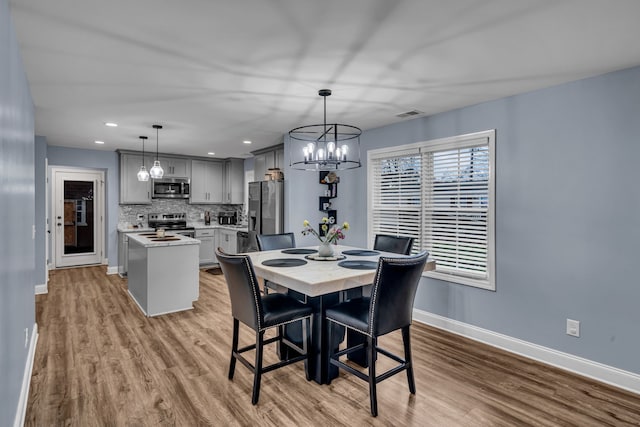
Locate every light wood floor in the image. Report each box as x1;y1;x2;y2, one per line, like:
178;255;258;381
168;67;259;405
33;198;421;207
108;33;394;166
26;266;640;426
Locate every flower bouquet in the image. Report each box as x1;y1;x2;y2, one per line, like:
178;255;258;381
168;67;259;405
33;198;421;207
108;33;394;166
302;218;349;257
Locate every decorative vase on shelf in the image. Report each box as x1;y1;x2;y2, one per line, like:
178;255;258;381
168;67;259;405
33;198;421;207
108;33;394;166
318;241;334;257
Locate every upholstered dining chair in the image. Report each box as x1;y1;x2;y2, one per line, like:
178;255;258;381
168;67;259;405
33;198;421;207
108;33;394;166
216;248;312;405
344;234;415;302
256;232;296;251
373;234;414;255
326;251;429;417
256;232;296;294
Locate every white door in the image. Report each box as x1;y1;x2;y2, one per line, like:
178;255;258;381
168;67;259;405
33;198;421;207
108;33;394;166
53;169;104;268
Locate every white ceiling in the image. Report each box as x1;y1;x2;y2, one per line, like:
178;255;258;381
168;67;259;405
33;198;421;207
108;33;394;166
9;0;640;158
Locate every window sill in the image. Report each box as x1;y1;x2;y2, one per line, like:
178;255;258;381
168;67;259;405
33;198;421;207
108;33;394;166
422;270;495;291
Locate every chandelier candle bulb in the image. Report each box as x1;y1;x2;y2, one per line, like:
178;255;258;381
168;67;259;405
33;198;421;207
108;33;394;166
327;141;335;159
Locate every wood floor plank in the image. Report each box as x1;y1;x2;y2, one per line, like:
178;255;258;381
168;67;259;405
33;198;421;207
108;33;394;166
25;266;640;426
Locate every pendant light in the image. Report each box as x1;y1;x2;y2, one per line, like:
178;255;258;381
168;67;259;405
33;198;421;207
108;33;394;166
289;89;361;171
149;124;164;179
136;136;150;181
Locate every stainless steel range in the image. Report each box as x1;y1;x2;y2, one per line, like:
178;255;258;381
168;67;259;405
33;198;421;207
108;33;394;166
148;213;195;238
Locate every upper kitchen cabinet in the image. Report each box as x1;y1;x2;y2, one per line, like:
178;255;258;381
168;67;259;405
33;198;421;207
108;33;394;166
119;152;152;204
190;159;223;204
253;144;284;181
158;156;190;178
223;158;244;204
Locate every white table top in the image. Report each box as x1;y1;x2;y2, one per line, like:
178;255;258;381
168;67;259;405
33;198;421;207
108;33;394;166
245;245;435;298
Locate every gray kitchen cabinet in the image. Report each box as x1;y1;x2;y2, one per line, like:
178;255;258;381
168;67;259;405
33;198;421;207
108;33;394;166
195;228;216;265
118;231;129;276
253;144;284;181
275;146;285;170
190;159;223;203
224;158;244;204
120;153;152;204
158;156;190;178
218;229;237;254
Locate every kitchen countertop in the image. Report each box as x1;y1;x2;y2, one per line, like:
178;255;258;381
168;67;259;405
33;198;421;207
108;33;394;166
117;224;155;233
190;223;248;232
127;232;200;248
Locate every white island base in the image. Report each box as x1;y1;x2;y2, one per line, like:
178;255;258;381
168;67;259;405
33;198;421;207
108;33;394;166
127;233;200;317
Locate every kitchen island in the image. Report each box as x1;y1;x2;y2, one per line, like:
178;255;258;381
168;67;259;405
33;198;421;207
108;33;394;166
126;232;200;317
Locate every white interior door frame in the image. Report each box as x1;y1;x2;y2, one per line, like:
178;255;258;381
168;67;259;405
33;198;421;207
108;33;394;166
51;167;105;268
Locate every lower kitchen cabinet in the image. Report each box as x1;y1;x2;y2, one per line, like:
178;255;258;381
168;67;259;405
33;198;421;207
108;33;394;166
218;229;237;254
195;228;216;265
118;231;129;277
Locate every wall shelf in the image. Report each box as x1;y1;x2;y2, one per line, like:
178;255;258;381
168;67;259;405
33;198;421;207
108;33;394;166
318;172;339;236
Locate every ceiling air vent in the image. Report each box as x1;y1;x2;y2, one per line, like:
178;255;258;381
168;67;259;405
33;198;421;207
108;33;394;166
396;110;424;118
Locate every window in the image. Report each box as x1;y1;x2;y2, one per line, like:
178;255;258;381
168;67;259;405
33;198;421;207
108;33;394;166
368;130;495;290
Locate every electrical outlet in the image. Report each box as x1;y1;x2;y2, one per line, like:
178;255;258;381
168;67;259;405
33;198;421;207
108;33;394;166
24;328;29;348
566;319;580;337
200;213;205;219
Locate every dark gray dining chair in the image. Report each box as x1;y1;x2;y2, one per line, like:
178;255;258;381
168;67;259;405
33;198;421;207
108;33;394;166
256;232;296;294
256;232;296;251
216;248;312;405
344;234;415;302
326;251;429;417
373;234;414;255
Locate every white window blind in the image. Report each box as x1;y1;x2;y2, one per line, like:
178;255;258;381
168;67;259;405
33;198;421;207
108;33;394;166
368;130;495;290
370;149;422;249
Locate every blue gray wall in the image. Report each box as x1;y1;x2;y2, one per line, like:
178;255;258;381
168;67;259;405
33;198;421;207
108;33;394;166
285;66;640;375
34;136;47;286
46;146;120;269
0;0;36;423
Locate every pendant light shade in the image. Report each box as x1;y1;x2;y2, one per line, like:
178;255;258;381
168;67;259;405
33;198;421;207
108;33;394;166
289;89;361;171
149;124;164;179
137;136;150;181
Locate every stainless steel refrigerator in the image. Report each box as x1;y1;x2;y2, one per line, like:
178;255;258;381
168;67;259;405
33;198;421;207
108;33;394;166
248;180;284;251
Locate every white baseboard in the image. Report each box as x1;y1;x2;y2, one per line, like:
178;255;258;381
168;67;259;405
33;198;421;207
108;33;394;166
413;309;640;395
34;284;47;295
106;266;118;275
13;323;38;427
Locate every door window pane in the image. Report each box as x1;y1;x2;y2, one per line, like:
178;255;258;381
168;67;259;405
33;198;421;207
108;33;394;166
63;180;95;254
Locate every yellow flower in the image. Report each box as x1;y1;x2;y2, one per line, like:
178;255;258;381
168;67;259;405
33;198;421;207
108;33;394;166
321;217;329;223
342;222;349;230
303;219;310;227
321;224;328;232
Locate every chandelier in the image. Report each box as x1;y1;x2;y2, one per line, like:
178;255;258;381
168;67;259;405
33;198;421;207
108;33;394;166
149;124;164;179
289;89;361;171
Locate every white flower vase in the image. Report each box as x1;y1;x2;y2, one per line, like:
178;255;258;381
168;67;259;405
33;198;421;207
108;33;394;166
318;241;334;257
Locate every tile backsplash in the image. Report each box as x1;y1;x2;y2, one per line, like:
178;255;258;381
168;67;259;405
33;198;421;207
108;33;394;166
119;199;244;225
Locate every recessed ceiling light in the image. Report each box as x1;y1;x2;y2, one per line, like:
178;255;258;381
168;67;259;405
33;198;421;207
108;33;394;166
104;122;118;127
207;152;215;155
243;140;252;144
95;140;105;144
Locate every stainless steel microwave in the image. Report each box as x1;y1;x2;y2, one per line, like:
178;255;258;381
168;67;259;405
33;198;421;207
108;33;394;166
152;178;190;199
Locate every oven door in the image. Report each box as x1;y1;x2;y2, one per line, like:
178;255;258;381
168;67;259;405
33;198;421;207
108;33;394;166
173;229;195;239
